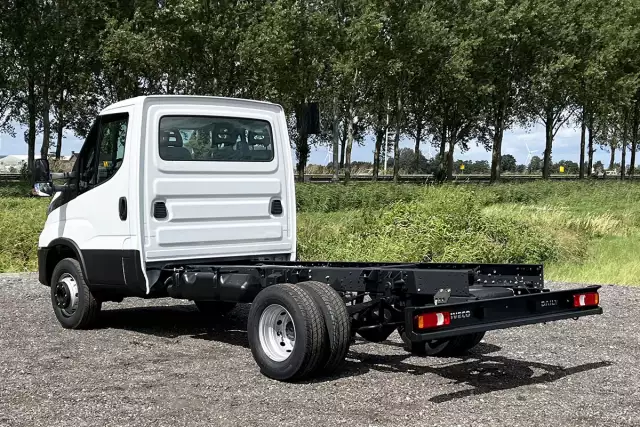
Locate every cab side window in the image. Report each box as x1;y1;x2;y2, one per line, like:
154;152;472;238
97;115;129;184
76;113;129;195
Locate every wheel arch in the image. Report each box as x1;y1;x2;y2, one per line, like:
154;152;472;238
41;238;89;287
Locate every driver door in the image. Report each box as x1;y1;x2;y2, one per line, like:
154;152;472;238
45;110;135;288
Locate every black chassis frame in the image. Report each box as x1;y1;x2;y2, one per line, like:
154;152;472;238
161;260;603;343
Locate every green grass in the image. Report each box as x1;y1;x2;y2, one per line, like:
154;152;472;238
0;195;47;272
2;180;640;285
546;234;640;285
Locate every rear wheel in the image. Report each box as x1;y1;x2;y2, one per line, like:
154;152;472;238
297;281;351;375
50;258;101;329
247;284;327;381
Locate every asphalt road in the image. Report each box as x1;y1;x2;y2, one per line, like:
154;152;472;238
0;273;638;427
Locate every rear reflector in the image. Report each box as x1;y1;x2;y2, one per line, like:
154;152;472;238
415;312;451;330
573;292;599;308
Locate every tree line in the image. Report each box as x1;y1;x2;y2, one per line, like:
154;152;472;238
307;148;597;176
1;0;640;183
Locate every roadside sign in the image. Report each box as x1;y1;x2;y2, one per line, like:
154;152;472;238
559;166;565;173
460;164;465;170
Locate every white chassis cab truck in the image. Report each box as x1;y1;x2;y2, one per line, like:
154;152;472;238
33;95;603;381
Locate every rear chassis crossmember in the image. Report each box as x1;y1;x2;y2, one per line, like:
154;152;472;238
160;260;603;343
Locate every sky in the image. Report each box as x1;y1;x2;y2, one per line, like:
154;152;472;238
0;119;621;167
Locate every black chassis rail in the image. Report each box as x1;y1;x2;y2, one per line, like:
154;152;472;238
403;285;603;342
162;260;545;299
161;260;602;340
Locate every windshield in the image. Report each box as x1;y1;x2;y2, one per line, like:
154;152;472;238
158;115;274;162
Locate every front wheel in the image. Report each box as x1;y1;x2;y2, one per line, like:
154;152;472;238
50;258;101;329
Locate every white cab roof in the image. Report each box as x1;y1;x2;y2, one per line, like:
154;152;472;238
99;95;284;116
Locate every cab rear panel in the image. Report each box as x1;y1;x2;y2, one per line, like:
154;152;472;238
140;97;297;278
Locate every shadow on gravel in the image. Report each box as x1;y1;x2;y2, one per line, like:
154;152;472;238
345;344;613;403
98;305;613;396
99;304;252;349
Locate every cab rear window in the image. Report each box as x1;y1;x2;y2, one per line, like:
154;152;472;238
158;116;275;162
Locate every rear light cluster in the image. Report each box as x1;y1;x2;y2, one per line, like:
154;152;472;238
573;292;599;308
415;311;450;330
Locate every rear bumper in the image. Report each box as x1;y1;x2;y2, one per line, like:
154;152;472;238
403;285;603;342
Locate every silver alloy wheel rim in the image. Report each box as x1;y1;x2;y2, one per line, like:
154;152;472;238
55;273;79;317
258;304;296;362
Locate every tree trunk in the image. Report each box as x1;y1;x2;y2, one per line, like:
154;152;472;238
55;121;63;160
439;122;447;162
39;62;52;159
435;122;448;183
587;112;595;176
339;120;347;169
542;108;554;179
621;110;628;179
414;120;423;173
372;119;384;181
490;130;503;183
344;107;354;183
631;101;639;176
296;133;309;181
608;139;616;170
40;88;51;159
331;97;339;182
392;93;402;183
27;77;37;183
446;136;455;180
490;100;506;183
579;107;586;179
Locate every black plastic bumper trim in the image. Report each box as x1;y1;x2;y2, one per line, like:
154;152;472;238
406;308;602;341
403;286;603;342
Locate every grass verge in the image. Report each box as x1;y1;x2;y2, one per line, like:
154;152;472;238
1;180;639;285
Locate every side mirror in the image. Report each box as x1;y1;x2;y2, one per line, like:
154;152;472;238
32;159;53;196
33;158;51;183
32;182;54;197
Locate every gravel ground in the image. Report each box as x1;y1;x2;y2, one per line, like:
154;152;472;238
0;273;638;427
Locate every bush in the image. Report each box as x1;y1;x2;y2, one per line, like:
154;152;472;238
298;187;567;265
295;183;428;212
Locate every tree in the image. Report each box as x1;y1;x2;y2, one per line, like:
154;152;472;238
528;155;543;172
0;18;18;135
470;0;534;183
419;1;481;181
500;154;517;172
397;147;434;174
523;0;580;179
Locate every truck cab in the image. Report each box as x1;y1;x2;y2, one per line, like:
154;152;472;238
36;95;297;300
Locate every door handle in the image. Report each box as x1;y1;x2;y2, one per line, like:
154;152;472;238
119;197;127;221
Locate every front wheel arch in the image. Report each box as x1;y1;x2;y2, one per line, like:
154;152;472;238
42;238;89;287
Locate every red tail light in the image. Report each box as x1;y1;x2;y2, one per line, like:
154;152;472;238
415;312;451;330
573;292;599;308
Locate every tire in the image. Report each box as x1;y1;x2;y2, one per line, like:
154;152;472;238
297;281;351;376
357;325;397;343
50;257;101;329
194;300;237;316
247;283;327;381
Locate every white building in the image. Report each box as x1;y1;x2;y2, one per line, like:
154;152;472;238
0;154;45;172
